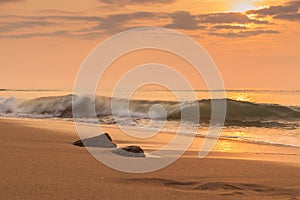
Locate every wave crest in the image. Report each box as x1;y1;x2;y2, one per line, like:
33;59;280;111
0;94;299;127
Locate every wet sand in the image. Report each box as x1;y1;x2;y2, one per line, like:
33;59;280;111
0;118;299;200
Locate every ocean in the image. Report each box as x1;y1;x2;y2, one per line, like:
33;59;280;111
0;89;299;148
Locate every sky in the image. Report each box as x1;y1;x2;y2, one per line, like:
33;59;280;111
0;0;299;89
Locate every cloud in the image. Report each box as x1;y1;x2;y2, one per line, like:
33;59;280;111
41;15;103;22
246;1;300;21
0;15;102;38
273;13;300;21
0;8;283;39
211;30;280;38
39;9;80;15
165;11;205;30
85;12;157;33
0;14;103;21
0;30;69;39
0;20;55;32
246;1;300;16
98;0;176;5
0;0;23;3
87;11;206;35
100;12;156;29
212;25;248;30
197;12;268;24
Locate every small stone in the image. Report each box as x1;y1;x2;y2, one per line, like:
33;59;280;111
73;133;117;148
111;146;146;157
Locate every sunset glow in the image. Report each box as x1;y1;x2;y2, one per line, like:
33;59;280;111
231;1;257;12
0;0;299;89
232;93;251;102
0;1;299;198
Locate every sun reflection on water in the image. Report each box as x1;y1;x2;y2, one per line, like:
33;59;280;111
231;93;251;102
216;140;235;152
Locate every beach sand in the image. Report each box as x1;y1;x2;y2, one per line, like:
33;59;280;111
0;118;299;200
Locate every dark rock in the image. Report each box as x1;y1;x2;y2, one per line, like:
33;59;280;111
73;133;117;148
111;146;146;157
59;106;73;118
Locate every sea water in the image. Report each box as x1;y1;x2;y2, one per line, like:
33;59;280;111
0;89;299;147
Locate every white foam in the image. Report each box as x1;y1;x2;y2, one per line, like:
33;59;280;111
0;97;17;113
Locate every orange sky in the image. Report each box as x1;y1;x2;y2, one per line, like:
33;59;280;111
0;0;299;89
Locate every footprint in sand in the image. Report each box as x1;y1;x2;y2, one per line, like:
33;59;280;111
124;178;298;199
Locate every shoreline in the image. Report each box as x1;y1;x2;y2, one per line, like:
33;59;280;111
1;117;300;199
2;116;300;147
1;117;300;164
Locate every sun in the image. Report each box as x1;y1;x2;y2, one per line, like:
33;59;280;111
231;1;257;13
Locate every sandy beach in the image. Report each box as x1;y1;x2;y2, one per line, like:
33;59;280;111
0;118;299;200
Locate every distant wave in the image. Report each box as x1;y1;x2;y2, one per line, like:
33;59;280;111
0;94;299;128
145;89;300;93
0;89;62;92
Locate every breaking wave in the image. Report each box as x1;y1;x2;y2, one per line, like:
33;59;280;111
0;94;299;128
